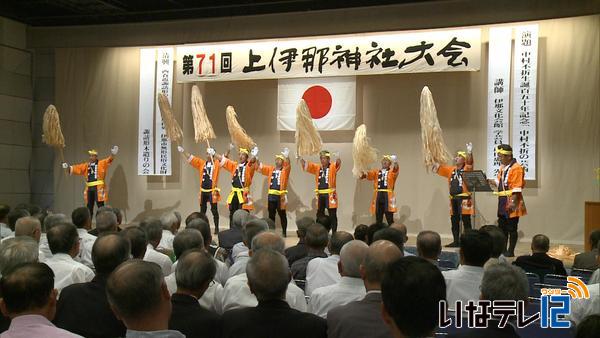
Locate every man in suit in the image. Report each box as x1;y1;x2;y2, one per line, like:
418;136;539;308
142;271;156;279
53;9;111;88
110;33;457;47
327;240;403;338
221;249;326;338
573;230;600;270
416;230;442;265
217;209;246;252
54;234;129;338
285;217;314;266
169;249;221;338
291;223;329;284
513;234;567;276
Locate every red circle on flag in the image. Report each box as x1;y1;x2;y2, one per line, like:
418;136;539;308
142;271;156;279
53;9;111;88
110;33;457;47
302;85;332;119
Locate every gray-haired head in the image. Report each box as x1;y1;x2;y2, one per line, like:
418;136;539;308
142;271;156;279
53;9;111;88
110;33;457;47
175;249;216;294
243;219;268;246
340;240;369;278
15;217;42;242
173;229;204;260
246;249;290;301
481;263;528;302
160;212;179;231
96;211;118;234
231;210;248;230
0;237;39;275
42;213;68;232
140;218;163;247
363;240;403;285
251;232;285;254
295;217;315;237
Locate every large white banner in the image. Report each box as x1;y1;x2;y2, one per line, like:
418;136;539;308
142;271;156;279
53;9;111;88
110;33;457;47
138;49;156;176
486;27;512;178
154;48;174;176
278;77;356;130
512;25;538;180
176;28;481;82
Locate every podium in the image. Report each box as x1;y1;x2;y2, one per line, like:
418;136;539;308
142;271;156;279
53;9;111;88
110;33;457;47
585;201;600;251
459;170;493;229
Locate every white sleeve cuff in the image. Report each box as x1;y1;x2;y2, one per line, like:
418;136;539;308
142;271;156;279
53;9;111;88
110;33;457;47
186;155;194;163
220;157;227;167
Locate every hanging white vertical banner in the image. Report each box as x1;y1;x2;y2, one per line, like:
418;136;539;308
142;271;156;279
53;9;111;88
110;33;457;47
486;27;512;178
155;48;174;175
511;25;538;180
138;48;156;176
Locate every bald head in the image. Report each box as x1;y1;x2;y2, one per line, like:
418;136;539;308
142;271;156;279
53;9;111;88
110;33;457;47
417;231;442;261
251;232;285;254
329;231;354;255
15;216;42;242
362;240;403;286
92;234;131;275
339;240;369;278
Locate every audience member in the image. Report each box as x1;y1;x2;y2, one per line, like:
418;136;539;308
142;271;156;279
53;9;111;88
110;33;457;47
222;232;306;312
1;208;29;243
569;270;600;325
0;237;39;276
106;260;184;337
442;229;491;307
71;207;96;268
390;223;413;256
158;212;180;252
513;234;567;275
0;263;82;337
186;218;228;285
54;234;129;338
328;240;402;338
416;230;442;265
221;249;327;338
217;209;246;251
291;223;329;283
573;230;600;270
140;218;173;276
228;219;268;277
14;216;41;242
353;224;368;243
372;227;404;252
185;212;203;226
480;225;508;268
0;205;12;239
95;210;118;236
316;215;332;233
366;223;386;245
310;240;369;318
45;223;94;294
169;249;221;338
120;226;148;259
575;314;600;338
381;257;446;338
39;213;69;261
285;216;314;265
305;231;353;296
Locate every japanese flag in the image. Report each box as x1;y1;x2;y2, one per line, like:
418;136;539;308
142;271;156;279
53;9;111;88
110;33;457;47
278;76;356;130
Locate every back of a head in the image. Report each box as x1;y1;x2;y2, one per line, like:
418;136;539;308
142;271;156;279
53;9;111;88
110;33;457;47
185;212;203;226
92;234;131;275
366;223;386;245
576;314;600;338
295;216;315;237
246;249;290;301
8;208;30;232
175;249;216;292
390;223;408;240
531;234;550;253
382;257;446;338
316;215;331;233
96;211;118;234
140;218;163;244
0;237;39;276
71;207;91;229
262;217;275;230
591;230;600;250
160;212;178;230
231;209;249;230
364;240;403;284
416;231;442;260
480;225;506;258
329;231;354;255
0;204;10;222
372;228;404;252
120;226;148;259
47;223;78;255
0;262;55;315
243;219;268;245
185;218;211;246
42;213;68;233
481;262;528;302
14;216;41;239
305;223;328;250
340;240;369;278
251;232;285;253
106;260;165;322
460;229;492;267
353;224;368;242
173;229;204;260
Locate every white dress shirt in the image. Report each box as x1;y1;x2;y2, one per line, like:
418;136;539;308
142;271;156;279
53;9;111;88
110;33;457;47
0;223;13;240
309;276;366;318
589;269;600;285
568;283;600;325
143;244;173;276
305;254;340;296
214;258;229;286
45;253;95;294
221;273;307;313
76;229;96;269
38;234;53;262
228;254;249;278
442;265;485;308
164;272;224;314
231;242;248;262
157;230;175;252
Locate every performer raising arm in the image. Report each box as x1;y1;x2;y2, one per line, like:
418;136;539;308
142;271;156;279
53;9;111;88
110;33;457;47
256;148;291;237
62;146;118;217
360;154;399;225
489;144;527;257
178;145;222;234
214;145;258;226
432;142;474;247
300;150;341;233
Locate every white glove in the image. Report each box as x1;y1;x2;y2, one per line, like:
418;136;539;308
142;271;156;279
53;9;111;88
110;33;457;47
229;143;235;150
282;147;290;158
61;162;69;169
390;155;398;162
111;145;119;155
466;142;473;153
207;147;216;156
177;146;185;153
251;146;259;157
431;163;440;173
